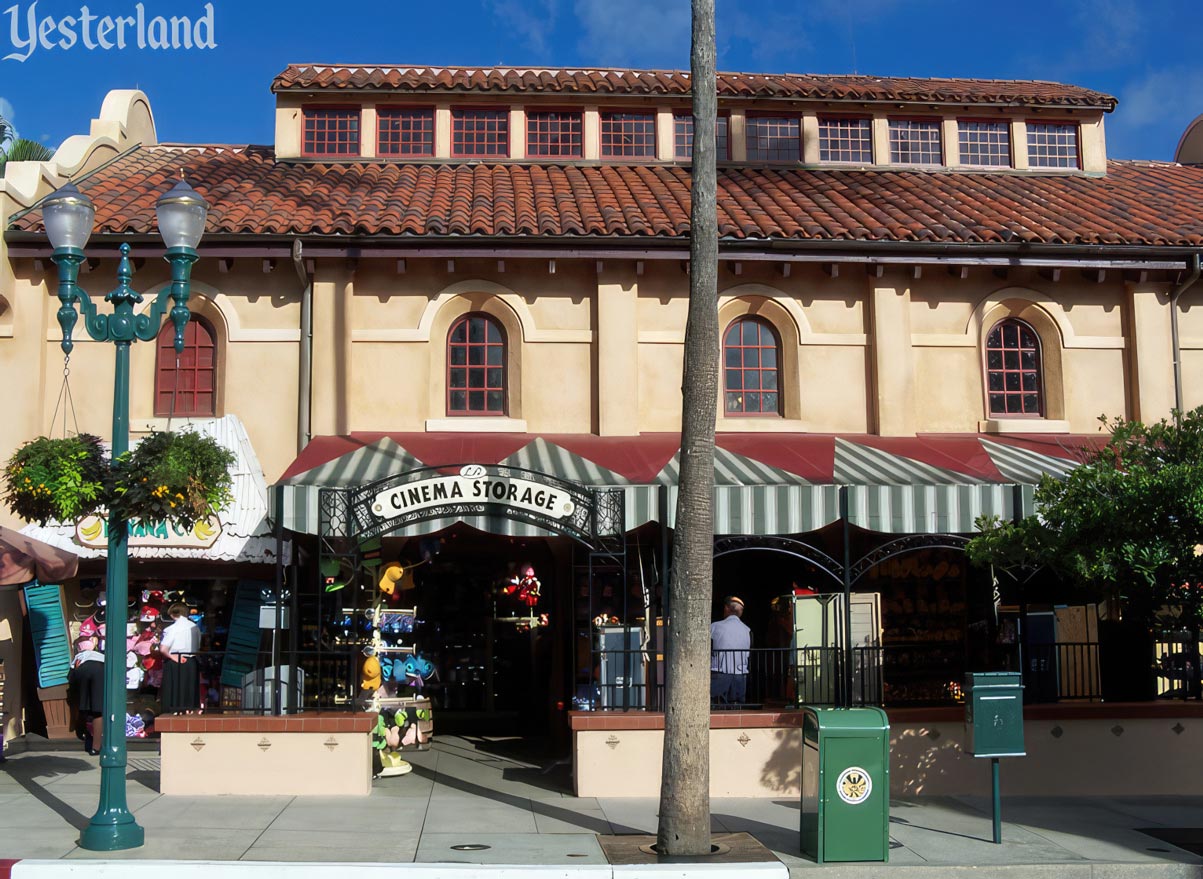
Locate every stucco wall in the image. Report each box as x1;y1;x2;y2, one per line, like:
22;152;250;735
1;254;1181;489
574;717;1203;798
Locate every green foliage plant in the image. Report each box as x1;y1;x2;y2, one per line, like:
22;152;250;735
967;407;1203;627
110;430;235;529
3;434;108;524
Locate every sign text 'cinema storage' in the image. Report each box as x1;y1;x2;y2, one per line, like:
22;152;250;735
370;465;576;520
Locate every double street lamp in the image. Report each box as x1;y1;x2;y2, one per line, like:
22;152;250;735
41;178;208;851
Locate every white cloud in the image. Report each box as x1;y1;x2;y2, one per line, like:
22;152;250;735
1069;0;1146;69
573;0;690;66
1112;66;1203;159
486;0;560;56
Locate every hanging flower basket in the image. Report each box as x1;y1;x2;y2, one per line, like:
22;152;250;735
110;430;236;529
2;434;108;524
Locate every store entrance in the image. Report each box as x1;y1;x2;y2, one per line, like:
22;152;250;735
400;526;563;737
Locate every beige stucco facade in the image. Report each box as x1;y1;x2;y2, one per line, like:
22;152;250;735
0;83;1200;747
574;716;1203;798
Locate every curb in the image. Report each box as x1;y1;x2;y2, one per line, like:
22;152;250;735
6;861;789;879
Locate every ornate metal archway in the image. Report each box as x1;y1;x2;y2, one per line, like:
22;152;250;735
713;535;845;586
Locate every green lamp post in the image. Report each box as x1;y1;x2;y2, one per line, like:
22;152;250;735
42;178;208;851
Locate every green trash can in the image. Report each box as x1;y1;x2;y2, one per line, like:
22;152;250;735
800;706;890;863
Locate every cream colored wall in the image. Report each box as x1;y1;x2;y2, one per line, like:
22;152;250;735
575;717;1203;798
161;731;371;795
3;254;1182;493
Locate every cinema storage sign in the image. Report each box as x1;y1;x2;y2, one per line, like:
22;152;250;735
340;463;626;546
370;465;576;520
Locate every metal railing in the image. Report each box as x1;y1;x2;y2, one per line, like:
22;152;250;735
1017;641;1103;703
584;640;1105;710
153;649;361;715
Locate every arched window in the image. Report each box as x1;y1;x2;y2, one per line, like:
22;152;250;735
985;318;1042;416
447;313;506;415
723;317;780;415
155;315;216;417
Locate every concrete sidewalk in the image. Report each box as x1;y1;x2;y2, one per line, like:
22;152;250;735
1;736;1202;876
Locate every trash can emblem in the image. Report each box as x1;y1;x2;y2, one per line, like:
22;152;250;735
836;767;872;805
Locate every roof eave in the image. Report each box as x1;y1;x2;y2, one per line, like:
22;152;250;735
4;230;1198;266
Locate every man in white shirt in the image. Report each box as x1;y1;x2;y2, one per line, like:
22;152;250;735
710;595;751;705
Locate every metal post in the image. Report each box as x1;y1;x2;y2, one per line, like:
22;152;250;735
839;487;852;709
991;757;1002;844
272;486;284;715
79;337;144;852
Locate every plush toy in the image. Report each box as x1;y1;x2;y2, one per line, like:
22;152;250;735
360;655;382;691
139;605;160;623
378;563;403;596
378;750;412;777
125;713;146;738
517;566;541;606
384;724;401;749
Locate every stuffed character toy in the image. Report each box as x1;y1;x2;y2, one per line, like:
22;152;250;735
378;563;405;596
517;566;541;607
125;713;146;738
384;724;401;749
360;655;382;691
79;616;100;639
377;750;412;777
139;605;160;623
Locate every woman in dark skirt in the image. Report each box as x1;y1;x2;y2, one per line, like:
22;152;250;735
69;638;105;754
159;603;201;713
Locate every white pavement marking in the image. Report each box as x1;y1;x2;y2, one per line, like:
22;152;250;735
10;860;789;879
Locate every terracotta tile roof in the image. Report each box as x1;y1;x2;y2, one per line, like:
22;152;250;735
272;65;1116;109
11;145;1203;247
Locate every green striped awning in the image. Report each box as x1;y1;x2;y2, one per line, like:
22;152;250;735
274;434;1071;538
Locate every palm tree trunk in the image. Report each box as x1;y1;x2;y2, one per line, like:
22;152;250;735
656;0;717;857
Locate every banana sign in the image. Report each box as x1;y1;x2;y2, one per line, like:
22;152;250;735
75;515;222;549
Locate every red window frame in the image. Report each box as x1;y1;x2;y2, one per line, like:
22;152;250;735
302;106;361;157
888;117;942;165
526;109;583;158
1026;120;1081;169
377;107;435;157
745;114;801;162
447;313;507;416
723;317;781;416
600;110;657;159
817;115;873;163
985;318;1043;417
155;315;217;417
957;118;1011;167
451;107;510;158
672;112;730;160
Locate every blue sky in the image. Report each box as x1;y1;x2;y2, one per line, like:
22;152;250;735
0;0;1198;161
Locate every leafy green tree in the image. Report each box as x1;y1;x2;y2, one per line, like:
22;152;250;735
969;408;1203;695
0;137;54;173
0;113;54;173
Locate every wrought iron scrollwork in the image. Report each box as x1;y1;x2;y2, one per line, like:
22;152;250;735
848;533;970;585
318;487;352;539
712;535;844;585
320;464;623;550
